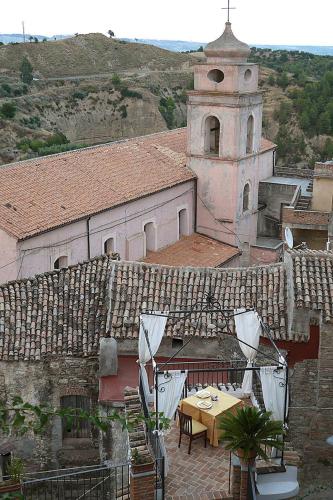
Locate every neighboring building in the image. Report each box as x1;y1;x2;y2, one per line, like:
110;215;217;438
0;22;280;284
0;249;332;483
281;161;333;249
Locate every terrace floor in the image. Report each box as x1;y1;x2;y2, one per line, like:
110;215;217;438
164;421;232;500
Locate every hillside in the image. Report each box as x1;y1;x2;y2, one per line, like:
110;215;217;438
0;33;192;78
0;34;333;167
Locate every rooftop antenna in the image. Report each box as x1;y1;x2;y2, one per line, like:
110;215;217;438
22;21;26;43
284;227;294;250
222;0;236;23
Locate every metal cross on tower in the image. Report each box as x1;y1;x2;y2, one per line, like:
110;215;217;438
222;0;236;22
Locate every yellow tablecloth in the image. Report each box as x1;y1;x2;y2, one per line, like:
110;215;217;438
180;385;243;447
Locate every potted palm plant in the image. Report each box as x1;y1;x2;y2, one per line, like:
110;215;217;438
0;457;24;497
219;406;284;465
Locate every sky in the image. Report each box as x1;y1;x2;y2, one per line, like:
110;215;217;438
2;0;333;46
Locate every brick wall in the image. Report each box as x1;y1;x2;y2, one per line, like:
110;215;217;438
282;207;330;226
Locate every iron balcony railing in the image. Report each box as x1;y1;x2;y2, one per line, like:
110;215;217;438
22;463;130;500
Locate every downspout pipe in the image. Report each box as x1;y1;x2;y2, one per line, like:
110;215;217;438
87;217;91;260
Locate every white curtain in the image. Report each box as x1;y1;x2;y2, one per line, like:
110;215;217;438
234;309;261;394
138;313;168;402
156;370;188;420
260;366;288;421
260;366;288;458
154;370;187;477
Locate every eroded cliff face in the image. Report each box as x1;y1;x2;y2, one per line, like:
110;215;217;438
0;73;189;164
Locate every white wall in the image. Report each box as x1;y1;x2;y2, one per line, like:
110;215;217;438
13;181;195;280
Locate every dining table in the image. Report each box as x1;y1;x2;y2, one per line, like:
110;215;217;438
179;385;243;447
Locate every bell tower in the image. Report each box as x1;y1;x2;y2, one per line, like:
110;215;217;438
187;22;274;249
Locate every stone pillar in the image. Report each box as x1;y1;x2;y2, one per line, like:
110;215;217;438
130;469;155;500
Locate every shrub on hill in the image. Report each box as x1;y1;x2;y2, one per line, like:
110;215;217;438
159;96;176;129
20;56;33;85
0;101;16;119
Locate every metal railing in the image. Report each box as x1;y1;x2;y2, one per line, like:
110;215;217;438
22;463;130;499
146;428;165;498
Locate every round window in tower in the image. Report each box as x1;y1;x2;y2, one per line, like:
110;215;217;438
244;69;252;82
207;69;224;83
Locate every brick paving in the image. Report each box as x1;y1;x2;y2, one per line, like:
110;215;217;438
164;421;232;500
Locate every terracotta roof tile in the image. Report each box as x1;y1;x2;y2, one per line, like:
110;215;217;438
109;260;288;342
0;129;193;240
144;234;240;267
288;249;333;323
2;248;331;361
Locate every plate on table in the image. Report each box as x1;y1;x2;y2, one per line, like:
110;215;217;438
197;400;212;410
196;390;211;399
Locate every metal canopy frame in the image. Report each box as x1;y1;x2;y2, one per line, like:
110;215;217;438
140;291;289;465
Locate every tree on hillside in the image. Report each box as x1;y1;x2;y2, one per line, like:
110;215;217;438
29;35;33;43
0;101;16;119
108;29;115;38
34;37;39;43
20;56;33;85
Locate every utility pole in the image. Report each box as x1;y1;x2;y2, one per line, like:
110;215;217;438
22;21;26;43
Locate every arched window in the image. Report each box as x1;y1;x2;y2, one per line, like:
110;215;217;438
104;237;115;255
246;115;254;154
243;183;250;212
178;208;188;239
61;395;91;439
144;222;156;254
54;256;68;270
205;116;220;155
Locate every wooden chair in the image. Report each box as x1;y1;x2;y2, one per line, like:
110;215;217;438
178;409;208;455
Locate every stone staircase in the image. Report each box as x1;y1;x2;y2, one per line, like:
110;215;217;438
295;195;311;210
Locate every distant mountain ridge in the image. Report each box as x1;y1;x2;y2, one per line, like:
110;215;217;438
123;38;333;56
0;34;70;44
2;33;333;56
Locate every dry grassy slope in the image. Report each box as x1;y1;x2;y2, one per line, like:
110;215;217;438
0;34;192;78
0;36;319;166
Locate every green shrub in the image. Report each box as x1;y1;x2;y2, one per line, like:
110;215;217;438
159;97;176;129
20;56;33;85
1;83;11;96
45;132;69;146
71;90;88;100
0;101;16;118
20;115;41;129
29;139;45;152
120;87;143;99
111;74;122;88
38;143;87;156
119;105;127;118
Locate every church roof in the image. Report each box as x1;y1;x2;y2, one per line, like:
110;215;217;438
204;22;251;62
2;250;333;361
144;233;240;268
0;129;193;240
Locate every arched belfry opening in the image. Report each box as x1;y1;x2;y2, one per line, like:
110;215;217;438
205;116;220;155
246;115;254;154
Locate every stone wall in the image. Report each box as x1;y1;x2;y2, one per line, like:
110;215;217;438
0;357;101;470
288;319;333;485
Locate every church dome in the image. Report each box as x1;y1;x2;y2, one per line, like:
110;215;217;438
204;22;251;62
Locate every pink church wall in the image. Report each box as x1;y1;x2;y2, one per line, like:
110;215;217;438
0;229;18;284
13;181;195;281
